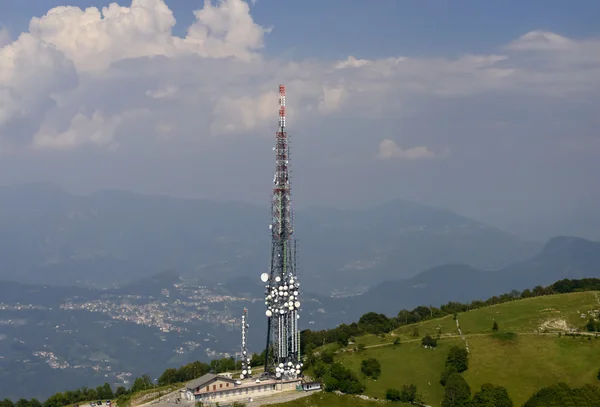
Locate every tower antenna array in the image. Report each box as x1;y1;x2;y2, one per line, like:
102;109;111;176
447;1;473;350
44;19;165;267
240;308;251;379
261;85;302;379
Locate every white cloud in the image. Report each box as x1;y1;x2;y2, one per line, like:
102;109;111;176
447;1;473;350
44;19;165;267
0;32;77;130
317;86;345;114
26;0;267;72
185;0;270;61
211;90;278;135
378;139;446;160
0;0;598;159
505;30;576;51
33;109;149;150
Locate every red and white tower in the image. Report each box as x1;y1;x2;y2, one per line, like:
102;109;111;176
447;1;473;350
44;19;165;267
260;85;302;379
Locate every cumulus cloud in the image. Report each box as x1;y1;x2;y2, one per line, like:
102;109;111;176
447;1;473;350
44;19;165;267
377;139;446;160
0;0;599;159
32;109;149;150
505;30;577;51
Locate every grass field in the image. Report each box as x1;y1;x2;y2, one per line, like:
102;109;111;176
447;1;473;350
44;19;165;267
322;292;600;406
337;338;463;405
463;334;600;405
353;291;600;348
272;392;412;407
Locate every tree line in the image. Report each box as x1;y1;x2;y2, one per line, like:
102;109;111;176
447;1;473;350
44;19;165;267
0;353;253;407
300;278;600;353
1;383;119;407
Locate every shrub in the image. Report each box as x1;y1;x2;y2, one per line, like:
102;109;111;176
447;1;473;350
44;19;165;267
385;388;401;402
421;335;437;348
361;358;381;380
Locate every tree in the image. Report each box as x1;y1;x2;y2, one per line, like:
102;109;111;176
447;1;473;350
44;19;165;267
440;365;458;386
360;358;381;380
597;368;600;380
29;400;41;407
399;384;421;404
15;400;29;407
397;310;410;324
446;345;469;373
442;374;471;407
385;389;401;402
320;350;335;364
524;383;600;406
114;387;128;397
130;375;153;393
313;361;328;379
472;383;513;407
422;335;437;348
492;320;499;331
158;368;179;386
393;337;401;346
99;383;113;399
323;363;364;394
586;317;597;332
358;312;394;334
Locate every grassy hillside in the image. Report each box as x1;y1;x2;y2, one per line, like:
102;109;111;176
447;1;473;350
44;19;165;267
271;392;412;407
324;292;600;406
353;291;600;347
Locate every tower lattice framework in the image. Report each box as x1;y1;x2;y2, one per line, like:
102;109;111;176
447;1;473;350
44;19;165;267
261;85;302;379
240;308;251;379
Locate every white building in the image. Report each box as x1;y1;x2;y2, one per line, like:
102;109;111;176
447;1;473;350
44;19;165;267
186;374;303;404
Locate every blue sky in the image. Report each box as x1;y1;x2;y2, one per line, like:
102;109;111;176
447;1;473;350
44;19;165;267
2;0;600;59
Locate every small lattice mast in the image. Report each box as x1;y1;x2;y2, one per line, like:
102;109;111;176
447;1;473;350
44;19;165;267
261;85;302;379
240;308;251;379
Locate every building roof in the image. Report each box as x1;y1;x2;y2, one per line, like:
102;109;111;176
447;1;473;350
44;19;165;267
186;373;236;390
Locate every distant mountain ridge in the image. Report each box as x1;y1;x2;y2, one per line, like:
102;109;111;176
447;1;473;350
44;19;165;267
0;182;540;295
350;236;600;318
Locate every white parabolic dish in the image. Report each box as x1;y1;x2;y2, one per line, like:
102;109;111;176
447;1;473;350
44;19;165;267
260;273;269;282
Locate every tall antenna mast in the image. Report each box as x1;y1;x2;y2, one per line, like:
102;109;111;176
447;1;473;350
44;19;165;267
261;85;302;380
240;308;251;379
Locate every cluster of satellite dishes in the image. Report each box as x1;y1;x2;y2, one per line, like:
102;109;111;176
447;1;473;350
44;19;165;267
239;349;252;379
275;361;302;379
260;272;301;317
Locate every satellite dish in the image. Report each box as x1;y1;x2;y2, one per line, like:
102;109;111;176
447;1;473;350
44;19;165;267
260;273;269;282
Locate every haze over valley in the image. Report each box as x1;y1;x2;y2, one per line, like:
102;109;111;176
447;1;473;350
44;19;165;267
0;0;599;405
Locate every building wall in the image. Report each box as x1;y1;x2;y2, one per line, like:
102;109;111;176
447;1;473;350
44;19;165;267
195;383;278;403
194;379;236;395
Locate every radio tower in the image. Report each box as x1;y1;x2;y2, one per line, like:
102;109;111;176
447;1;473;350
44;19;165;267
260;84;302;380
240;308;251;379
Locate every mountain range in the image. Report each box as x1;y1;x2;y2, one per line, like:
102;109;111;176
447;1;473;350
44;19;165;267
0;182;540;295
349;236;600;319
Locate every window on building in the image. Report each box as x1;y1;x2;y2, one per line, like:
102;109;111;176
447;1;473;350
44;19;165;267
213;385;216;391
206;386;209;392
226;383;229;387
220;384;223;388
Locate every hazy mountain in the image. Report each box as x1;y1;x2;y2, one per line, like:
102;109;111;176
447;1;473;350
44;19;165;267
350;236;600;318
0;182;540;295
